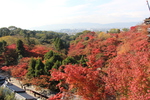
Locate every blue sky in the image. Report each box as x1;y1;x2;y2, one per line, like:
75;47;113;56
0;0;149;29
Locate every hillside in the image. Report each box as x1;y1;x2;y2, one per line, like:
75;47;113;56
0;24;150;100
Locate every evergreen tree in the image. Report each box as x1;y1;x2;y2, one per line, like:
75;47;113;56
50;54;63;62
2;40;7;47
35;58;44;77
44;58;54;75
0;42;3;54
0;40;7;54
16;39;25;57
62;56;78;65
54;37;64;51
44;50;54;60
44;51;63;75
27;57;36;78
52;60;62;69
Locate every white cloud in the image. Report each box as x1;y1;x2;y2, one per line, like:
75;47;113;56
0;0;91;28
0;0;149;29
28;3;90;27
94;0;149;23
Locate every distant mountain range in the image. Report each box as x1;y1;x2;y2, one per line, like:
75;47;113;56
30;22;141;31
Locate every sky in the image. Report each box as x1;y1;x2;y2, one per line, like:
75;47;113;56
0;0;149;29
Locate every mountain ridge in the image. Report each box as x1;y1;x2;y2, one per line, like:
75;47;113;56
30;22;141;31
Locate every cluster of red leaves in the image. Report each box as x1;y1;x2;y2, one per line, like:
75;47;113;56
68;32;119;61
49;25;150;100
50;65;106;100
28;45;49;58
68;32;96;57
11;58;30;79
1;57;30;80
105;27;150;99
6;44;16;50
1;66;10;71
105;53;150;99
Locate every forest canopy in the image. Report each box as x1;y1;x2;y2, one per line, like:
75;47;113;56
0;25;150;100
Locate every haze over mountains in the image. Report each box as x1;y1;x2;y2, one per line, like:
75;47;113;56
30;22;141;31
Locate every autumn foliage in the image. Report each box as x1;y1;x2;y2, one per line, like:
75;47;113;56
49;25;150;100
50;65;106;100
1;25;150;100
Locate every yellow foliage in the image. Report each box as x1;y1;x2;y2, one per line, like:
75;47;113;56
0;36;19;45
0;36;40;45
98;32;111;40
117;43;130;55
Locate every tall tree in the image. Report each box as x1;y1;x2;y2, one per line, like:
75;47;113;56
0;40;7;54
54;37;64;51
44;58;54;75
27;57;36;78
35;58;44;77
16;39;25;57
44;50;54;60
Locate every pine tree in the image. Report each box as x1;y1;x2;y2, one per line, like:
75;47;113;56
62;56;77;65
51;54;63;62
27;57;36;78
0;40;7;54
52;60;62;69
44;51;63;75
54;37;64;51
44;58;54;75
35;58;44;77
16;39;25;57
44;50;54;60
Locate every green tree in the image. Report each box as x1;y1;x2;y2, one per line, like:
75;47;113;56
0;40;7;54
108;28;120;33
35;58;44;77
62;56;78;65
16;39;25;57
44;52;63;75
44;50;54;60
54;37;64;51
27;57;36;78
50;54;63;62
44;58;54;75
52;60;62;69
122;28;129;32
